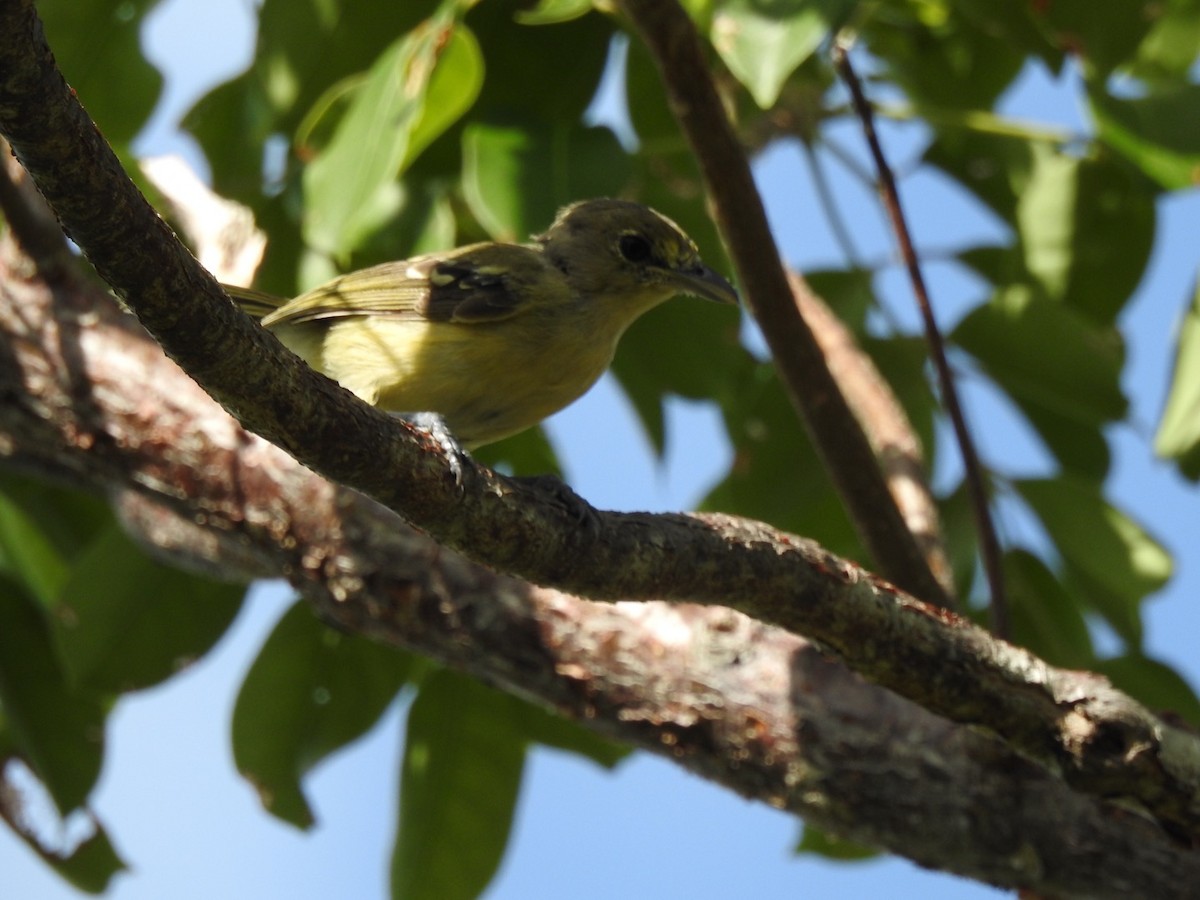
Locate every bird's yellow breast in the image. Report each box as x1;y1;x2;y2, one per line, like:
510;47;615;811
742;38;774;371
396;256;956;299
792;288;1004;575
274;311;624;448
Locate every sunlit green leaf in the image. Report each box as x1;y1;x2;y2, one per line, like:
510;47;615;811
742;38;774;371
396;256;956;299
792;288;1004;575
1132;1;1200;82
515;0;594;25
303;12;481;257
233;600;413;828
462;121;631;241
392;670;526;900
1015;146;1155;324
710;0;830;109
1155;278;1200;478
184;0;438;199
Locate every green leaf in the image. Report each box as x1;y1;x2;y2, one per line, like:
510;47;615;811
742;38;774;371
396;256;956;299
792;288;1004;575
462;121;632;242
0;577;105;813
467;1;612;121
1015;477;1172;645
1015;146;1155;324
1031;0;1155;79
796;823;877;860
611;296;746;457
1132;0;1200;82
702;368;861;558
953;286;1125;475
510;698;628;769
303;13;482;257
51;524;245;694
0;478;110;605
39;0;162;146
515;0;594;25
710;0;830;109
1155;278;1200;478
475;425;565;480
1004;549;1094;669
44;822;126;894
1095;653;1200;727
953;283;1126;419
865;2;1025;111
1092;85;1200;191
2;800;127;895
184;0;439;199
233;600;413;828
392;670;526;900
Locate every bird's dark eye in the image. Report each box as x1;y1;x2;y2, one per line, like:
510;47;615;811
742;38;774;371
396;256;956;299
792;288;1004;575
618;234;653;264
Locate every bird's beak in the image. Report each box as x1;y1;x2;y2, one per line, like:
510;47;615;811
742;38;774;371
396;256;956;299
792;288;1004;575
670;262;740;305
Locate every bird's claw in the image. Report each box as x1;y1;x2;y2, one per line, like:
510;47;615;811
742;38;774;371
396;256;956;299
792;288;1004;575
403;411;469;486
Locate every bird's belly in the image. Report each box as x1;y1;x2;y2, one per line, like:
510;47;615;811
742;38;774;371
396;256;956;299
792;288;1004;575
281;317;616;448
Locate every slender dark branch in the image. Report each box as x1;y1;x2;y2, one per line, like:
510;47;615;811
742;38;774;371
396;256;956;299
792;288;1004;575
831;41;1009;636
615;0;953;610
799;138;862;267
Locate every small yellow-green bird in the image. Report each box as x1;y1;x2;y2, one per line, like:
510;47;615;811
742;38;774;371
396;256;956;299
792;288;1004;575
229;198;738;449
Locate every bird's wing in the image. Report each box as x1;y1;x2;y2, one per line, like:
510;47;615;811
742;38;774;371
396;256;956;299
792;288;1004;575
224;285;287;320
254;244;564;328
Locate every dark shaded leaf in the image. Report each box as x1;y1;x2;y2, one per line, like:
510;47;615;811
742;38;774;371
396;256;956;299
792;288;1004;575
1092;84;1200;191
233;600;413;828
1005;549;1095;669
51;525;244;694
1095;652;1200;727
1015;477;1171;645
0;578;105;814
392;670;526;900
39;0;162;146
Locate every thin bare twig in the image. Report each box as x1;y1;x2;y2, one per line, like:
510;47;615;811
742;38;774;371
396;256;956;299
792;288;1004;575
832;40;1009;636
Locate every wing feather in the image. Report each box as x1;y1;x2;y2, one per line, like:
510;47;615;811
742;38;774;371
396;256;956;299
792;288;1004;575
236;243;567;329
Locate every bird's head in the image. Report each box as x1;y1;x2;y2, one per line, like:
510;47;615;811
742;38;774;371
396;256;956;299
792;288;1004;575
536;199;738;312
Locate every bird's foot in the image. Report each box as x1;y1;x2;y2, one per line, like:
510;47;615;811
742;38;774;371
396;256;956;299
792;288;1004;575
402;411;469;486
509;473;601;535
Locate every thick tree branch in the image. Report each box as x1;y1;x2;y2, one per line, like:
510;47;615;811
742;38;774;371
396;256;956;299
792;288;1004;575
614;0;952;609
0;257;1197;898
788;270;953;597
1;0;1200;846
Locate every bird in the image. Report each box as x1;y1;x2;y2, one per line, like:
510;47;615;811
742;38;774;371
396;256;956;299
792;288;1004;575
227;198;738;450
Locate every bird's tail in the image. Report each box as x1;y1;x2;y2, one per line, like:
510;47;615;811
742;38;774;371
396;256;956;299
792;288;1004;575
224;285;286;321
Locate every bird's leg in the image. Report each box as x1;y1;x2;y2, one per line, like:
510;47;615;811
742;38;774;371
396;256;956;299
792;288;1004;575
401;411;468;486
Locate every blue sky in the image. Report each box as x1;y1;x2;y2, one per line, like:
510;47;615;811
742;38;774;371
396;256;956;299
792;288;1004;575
4;1;1198;898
